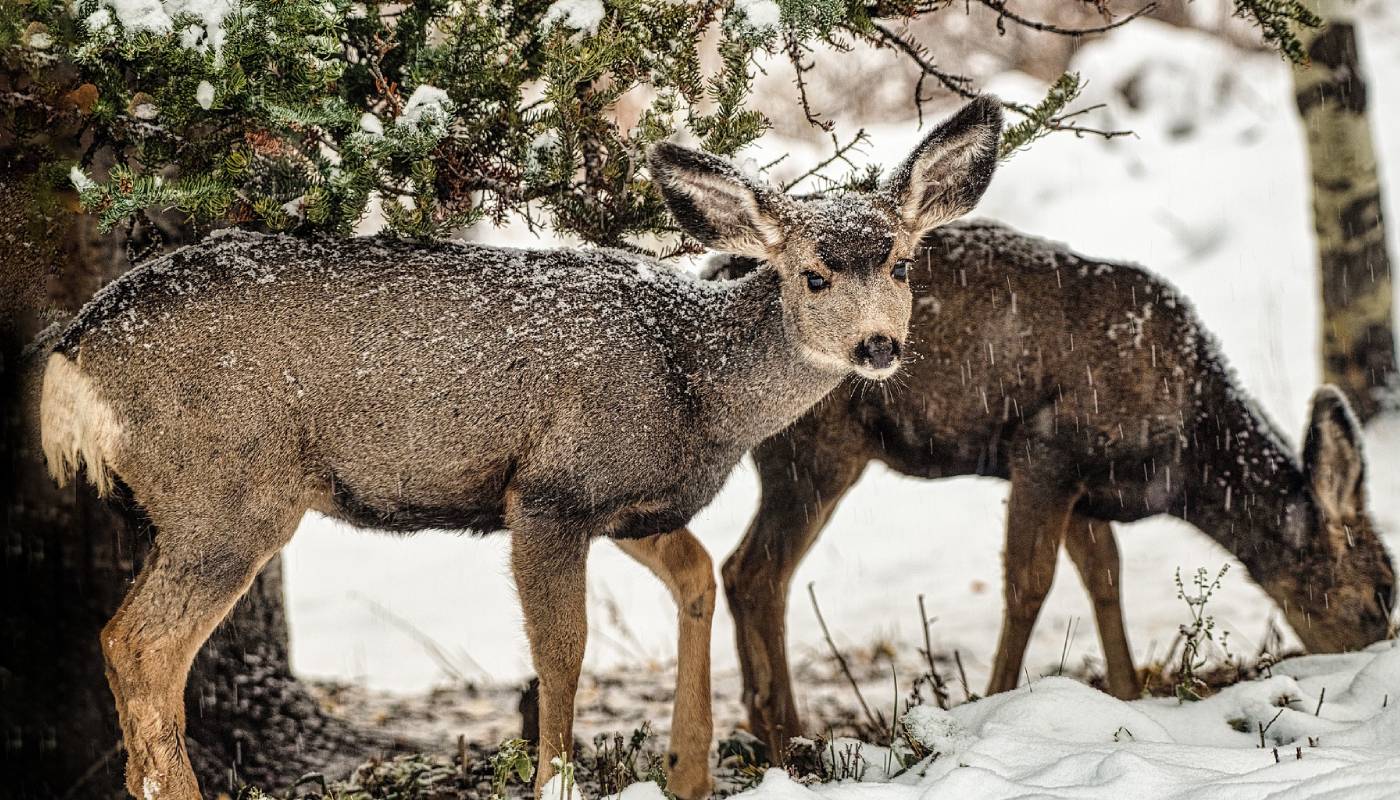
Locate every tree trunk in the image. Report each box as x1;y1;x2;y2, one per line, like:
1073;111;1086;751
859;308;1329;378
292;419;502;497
1;167;372;799
1292;0;1398;422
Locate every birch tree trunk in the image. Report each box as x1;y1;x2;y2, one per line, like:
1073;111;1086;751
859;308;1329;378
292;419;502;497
1292;0;1398;422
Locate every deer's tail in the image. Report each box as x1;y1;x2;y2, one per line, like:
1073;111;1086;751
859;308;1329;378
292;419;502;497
37;347;123;497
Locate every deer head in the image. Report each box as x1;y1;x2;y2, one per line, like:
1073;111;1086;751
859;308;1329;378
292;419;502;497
649;95;1002;380
1265;387;1395;651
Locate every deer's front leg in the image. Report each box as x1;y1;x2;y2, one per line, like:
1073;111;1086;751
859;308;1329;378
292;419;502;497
615;529;716;800
986;466;1081;696
1064;514;1141;699
511;522;590;796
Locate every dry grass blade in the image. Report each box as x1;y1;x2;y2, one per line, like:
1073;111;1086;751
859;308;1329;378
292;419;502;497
808;581;885;733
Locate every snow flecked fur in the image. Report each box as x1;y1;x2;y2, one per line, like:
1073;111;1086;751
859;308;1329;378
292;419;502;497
49;231;835;535
723;219;1397;756
45;101;1005;800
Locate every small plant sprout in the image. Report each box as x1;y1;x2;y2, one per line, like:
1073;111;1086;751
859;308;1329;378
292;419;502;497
1174;565;1234;702
589;724;670;797
489;738;534;800
551;752;578;800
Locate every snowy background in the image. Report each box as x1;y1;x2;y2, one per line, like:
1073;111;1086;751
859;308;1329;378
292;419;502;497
283;0;1400;718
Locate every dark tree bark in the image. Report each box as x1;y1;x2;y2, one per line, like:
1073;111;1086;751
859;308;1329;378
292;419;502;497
185;555;373;797
1;155;374;799
1291;0;1398;422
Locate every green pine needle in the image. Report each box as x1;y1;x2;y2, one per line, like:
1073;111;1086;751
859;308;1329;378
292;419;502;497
1232;0;1322;64
999;72;1084;161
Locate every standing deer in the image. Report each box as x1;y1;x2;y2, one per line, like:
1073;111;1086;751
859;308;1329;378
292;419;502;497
718;219;1396;757
36;98;1002;799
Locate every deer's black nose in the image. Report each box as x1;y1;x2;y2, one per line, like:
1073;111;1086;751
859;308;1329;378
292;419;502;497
855;335;900;370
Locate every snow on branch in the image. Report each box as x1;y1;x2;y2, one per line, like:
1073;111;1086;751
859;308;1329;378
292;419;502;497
5;0;1325;246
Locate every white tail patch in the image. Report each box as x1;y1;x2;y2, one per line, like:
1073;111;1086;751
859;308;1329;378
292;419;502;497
40;353;124;497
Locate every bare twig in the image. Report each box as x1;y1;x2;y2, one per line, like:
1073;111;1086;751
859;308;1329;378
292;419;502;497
785;34;833;132
759;152;792;173
781;129;869;192
953;649;974;702
354;593;492;684
888;660;900;748
866;21;1132;143
459;734;470;782
917;594;950;710
974;0;1157;37
867;20;977;100
1056;616;1080;677
808;582;884;732
1258;707;1286;748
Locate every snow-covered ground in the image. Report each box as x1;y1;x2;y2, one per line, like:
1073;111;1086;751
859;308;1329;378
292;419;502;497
721;642;1400;800
285;0;1400;758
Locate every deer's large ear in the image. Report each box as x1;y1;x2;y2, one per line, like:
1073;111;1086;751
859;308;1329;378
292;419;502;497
883;95;1002;238
1303;385;1366;522
649;143;787;258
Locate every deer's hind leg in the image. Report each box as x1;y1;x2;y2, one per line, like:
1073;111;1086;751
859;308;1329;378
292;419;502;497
103;492;302;800
615;529;716;800
722;434;865;760
986;467;1082;696
1064;514;1140;699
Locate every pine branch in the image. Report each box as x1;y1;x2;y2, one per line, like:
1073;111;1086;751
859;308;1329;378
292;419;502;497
1231;0;1321;64
11;0;1318;244
1000;72;1133;159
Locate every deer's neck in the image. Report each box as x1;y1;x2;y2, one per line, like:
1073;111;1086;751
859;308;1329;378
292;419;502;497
690;267;846;445
1181;367;1308;578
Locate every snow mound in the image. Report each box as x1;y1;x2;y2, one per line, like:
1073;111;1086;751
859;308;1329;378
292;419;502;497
732;643;1400;800
604;781;667;800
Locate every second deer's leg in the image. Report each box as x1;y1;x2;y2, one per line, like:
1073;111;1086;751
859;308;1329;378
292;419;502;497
985;470;1081;696
1064;514;1141;699
510;520;590;797
103;504;295;800
722;437;864;760
615;529;716;800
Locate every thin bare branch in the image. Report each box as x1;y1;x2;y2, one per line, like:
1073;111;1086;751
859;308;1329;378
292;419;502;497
917;594;951;710
781;129;869;192
867;20;978;100
974;0;1157;37
867;21;1135;145
785;33;834;132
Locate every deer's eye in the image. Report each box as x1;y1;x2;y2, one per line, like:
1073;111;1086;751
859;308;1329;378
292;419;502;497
892;260;910;281
804;271;829;292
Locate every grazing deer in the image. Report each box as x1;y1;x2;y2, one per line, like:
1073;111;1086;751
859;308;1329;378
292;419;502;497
717;219;1396;757
36;99;1002;799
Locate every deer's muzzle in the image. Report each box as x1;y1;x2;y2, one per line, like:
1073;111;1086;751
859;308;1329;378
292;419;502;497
854;335;901;372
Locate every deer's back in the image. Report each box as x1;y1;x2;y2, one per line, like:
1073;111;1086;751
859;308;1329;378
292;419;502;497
818;221;1214;519
54;231;745;535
